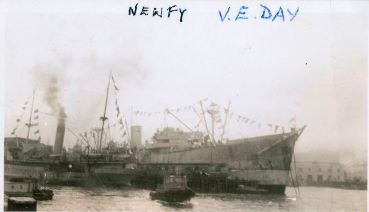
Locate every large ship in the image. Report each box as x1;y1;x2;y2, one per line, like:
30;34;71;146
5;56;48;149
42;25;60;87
5;76;304;195
137;126;305;194
5;76;140;188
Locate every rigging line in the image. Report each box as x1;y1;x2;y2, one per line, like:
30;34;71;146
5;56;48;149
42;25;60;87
99;73;112;153
192;106;206;131
220;101;231;142
165;109;193;132
289;167;298;196
38;111;56;117
199;101;212;142
66;127;89;147
26;89;36;143
293;153;300;195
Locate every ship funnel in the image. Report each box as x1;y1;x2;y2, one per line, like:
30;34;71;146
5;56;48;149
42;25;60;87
130;126;142;148
54;108;66;154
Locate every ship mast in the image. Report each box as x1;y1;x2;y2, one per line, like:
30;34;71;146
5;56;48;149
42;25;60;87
206;105;218;144
25;89;36;144
99;74;111;153
199;101;212;143
220;101;231;143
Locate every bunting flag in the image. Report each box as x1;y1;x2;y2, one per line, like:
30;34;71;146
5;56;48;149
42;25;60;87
34;130;40;134
22;106;26;110
34;109;38;113
133;98;211;117
16;118;20;122
116;106;120;118
130;100;294;133
24;101;28;105
34;115;39;120
119;118;124;129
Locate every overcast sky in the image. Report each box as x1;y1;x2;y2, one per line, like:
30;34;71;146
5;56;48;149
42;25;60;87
2;1;367;157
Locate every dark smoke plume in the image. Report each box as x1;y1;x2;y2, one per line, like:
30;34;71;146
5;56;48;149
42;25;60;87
32;65;66;119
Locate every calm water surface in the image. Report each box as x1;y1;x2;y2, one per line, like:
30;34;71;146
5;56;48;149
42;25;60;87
38;186;366;211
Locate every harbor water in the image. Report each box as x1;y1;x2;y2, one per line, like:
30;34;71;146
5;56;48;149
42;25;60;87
38;186;366;211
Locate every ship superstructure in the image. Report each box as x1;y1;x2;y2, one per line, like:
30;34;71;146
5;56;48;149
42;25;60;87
5;76;305;194
139;127;304;194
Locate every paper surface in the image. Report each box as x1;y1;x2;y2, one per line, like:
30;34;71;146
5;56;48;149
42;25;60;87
1;0;367;211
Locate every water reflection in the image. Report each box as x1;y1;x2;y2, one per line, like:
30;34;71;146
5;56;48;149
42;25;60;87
157;201;194;209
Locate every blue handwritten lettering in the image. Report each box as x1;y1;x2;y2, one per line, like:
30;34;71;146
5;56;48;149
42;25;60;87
287;7;299;22
272;7;285;22
235;6;249;21
219;7;231;22
260;4;272;20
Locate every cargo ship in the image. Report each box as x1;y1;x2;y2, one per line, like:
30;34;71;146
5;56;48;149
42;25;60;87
5;76;305;195
137;126;305;194
4;78;140;188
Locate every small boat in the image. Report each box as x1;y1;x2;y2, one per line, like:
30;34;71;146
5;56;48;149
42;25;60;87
7;197;37;211
33;187;53;201
150;173;195;202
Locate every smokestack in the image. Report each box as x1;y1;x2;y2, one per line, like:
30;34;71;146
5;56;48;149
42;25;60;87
54;108;66;155
130;126;142;148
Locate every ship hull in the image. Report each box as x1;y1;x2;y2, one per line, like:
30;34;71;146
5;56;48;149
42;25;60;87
5;161;140;188
138;129;304;194
4;128;304;194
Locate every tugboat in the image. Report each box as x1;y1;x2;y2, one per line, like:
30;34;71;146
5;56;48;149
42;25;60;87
150;173;195;202
33;186;53;201
5;177;53;201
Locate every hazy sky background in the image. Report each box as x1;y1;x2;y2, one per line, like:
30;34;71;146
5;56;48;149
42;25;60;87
2;1;367;158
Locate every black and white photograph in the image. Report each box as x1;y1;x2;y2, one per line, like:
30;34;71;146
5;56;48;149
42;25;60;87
1;0;367;211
